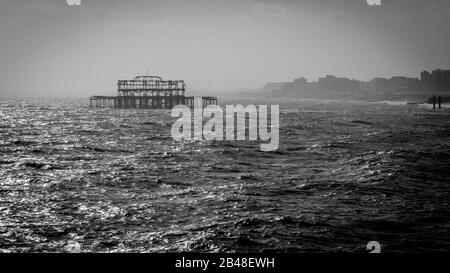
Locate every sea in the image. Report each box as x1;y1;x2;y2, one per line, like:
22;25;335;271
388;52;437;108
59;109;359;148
0;97;449;253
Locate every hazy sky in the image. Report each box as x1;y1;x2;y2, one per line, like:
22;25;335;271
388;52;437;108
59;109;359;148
0;0;449;96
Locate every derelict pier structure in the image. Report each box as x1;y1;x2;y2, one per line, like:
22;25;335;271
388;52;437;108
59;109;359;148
89;76;217;109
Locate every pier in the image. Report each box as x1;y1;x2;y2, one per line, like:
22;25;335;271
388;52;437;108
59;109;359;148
90;76;217;109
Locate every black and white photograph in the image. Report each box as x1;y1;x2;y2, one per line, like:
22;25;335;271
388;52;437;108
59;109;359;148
0;0;449;267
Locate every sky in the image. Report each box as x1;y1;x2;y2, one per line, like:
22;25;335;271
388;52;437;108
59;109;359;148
0;0;449;96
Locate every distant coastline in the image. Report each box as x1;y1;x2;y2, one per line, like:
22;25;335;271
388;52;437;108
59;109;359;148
217;90;450;107
216;69;450;105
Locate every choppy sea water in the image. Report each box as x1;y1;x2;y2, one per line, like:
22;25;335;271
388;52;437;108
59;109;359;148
0;97;449;253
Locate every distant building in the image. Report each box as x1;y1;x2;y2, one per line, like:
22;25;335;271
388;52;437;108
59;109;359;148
431;69;450;93
359;81;371;95
292;77;316;96
317;75;360;95
293;77;308;86
261;69;450;99
420;69;450;93
280;82;295;94
389;76;419;93
262;82;288;93
367;76;419;94
420;71;430;91
368;77;390;95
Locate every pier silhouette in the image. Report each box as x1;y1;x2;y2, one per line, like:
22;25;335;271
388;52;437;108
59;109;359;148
90;75;217;109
